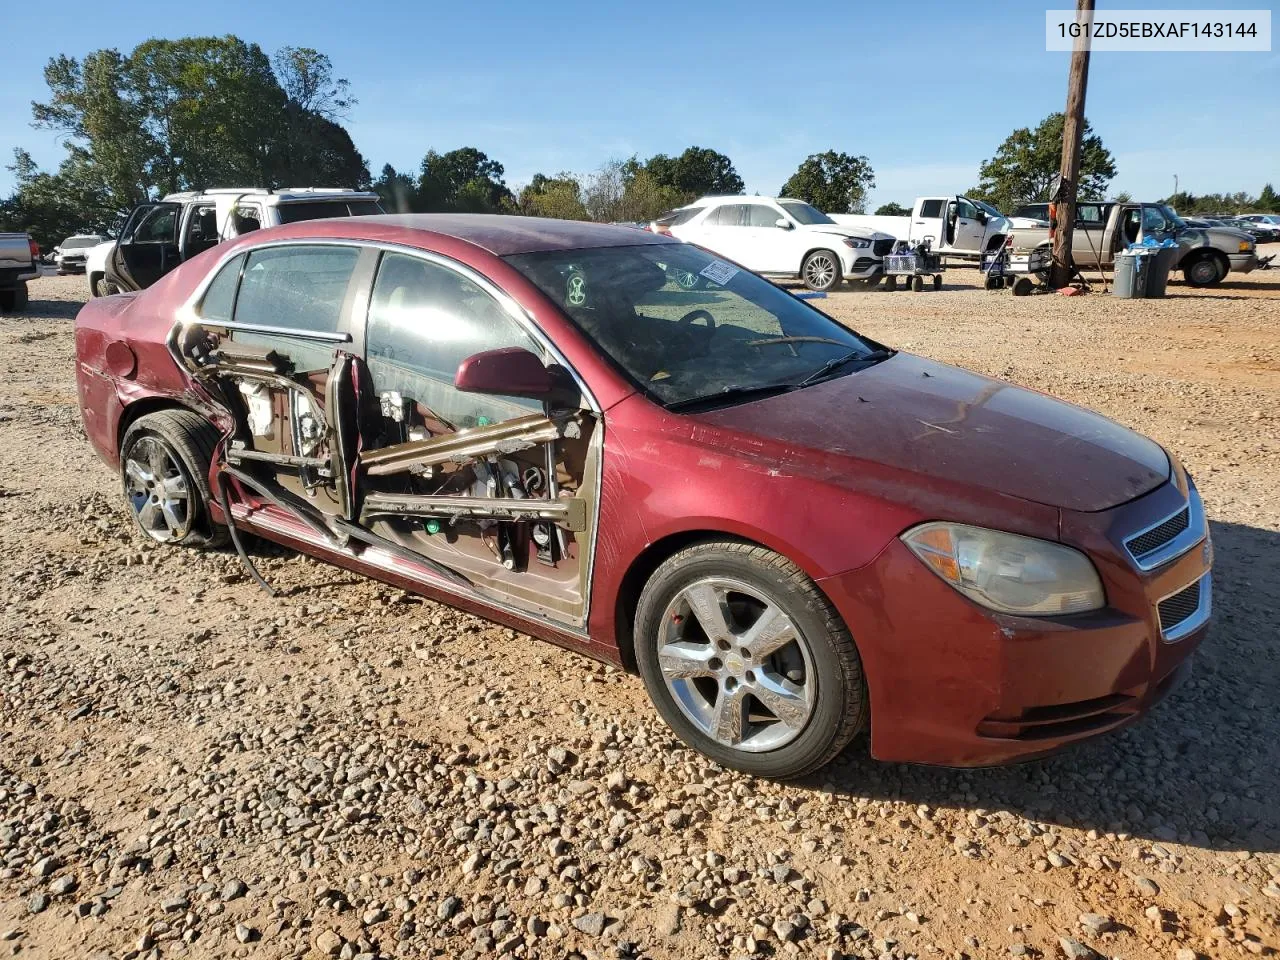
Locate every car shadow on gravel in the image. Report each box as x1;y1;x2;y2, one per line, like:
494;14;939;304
813;518;1280;854
9;297;82;320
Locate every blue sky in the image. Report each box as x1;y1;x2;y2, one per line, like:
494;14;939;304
2;0;1276;207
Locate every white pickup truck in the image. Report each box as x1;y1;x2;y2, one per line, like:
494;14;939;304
0;232;40;312
829;196;1012;261
88;187;383;296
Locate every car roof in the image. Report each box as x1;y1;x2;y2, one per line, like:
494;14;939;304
262;214;677;257
690;195;803;207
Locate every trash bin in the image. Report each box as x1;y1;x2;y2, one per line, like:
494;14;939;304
1113;251;1150;298
1145;245;1179;298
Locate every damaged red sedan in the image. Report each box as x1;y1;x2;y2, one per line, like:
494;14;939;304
75;216;1212;778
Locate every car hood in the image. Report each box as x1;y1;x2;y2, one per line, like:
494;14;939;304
696;353;1168;512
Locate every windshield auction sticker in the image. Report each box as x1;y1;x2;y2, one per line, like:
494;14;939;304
1046;9;1270;51
699;260;740;286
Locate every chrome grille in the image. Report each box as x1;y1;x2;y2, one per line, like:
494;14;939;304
1127;507;1190;561
1123;488;1205;571
873;238;894;257
1158;580;1200;632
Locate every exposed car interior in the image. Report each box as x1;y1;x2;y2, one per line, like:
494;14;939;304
174;243;600;627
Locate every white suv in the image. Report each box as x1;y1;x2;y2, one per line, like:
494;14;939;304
88;187;382;296
655;196;894;291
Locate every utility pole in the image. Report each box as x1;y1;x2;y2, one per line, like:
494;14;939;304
1050;0;1095;288
1174;174;1179;199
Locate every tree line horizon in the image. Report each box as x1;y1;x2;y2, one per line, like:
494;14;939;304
2;35;1276;248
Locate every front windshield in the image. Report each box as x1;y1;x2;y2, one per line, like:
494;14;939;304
778;200;835;225
61;237;100;249
1158;205;1186;229
505;243;883;408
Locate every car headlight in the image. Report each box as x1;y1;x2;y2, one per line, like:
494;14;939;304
901;522;1105;615
842;237;870;249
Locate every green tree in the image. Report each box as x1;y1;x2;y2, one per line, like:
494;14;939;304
1258;183;1280;213
780;151;875;213
643;147;743;197
271;46;368;188
874;202;910;216
417;147;513;212
25;36;365;215
518;173;588;220
372;163;417;213
971;112;1115;212
0;149;118;249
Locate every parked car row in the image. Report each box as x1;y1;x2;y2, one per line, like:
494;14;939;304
1008;200;1258;286
53;234;109;275
73;212;1213;777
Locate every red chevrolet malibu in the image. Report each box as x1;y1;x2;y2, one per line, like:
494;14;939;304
74;215;1211;778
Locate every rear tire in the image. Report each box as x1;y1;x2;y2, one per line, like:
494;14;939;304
120;411;229;549
801;250;842;292
0;282;28;312
932;274;943;290
634;540;867;779
90;273;106;298
911;275;924;292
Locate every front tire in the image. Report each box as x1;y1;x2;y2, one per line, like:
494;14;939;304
120;411;228;549
801;250;842;292
634;540;867;779
1183;253;1225;287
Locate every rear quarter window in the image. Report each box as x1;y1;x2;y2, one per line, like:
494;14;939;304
198;254;244;322
277;200;383;223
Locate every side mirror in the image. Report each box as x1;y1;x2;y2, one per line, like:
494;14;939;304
774;218;793;230
975;211;987;225
454;347;554;399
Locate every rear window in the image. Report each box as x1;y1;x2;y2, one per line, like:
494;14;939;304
1013;204;1050;219
919;199;945;219
277;200;384;223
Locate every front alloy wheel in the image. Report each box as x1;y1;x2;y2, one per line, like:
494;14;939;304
635;540;866;778
657;577;815;752
801;250;841;292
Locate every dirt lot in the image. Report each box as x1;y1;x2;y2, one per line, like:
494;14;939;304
1;270;1277;960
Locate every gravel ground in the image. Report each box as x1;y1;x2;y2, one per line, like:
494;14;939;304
0;271;1277;960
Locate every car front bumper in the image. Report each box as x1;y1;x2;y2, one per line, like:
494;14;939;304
840;252;882;280
820;478;1211;766
1228;252;1257;274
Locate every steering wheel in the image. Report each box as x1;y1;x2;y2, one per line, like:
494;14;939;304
677;309;716;349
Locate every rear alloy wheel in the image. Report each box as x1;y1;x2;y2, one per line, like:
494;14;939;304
1183;253;1224;287
801;250;842;292
120;411;228;548
635;540;866;778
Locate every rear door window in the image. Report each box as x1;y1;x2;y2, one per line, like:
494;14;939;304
918;199;944;219
232;244;360;371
